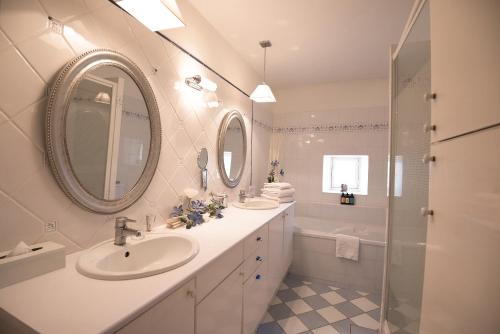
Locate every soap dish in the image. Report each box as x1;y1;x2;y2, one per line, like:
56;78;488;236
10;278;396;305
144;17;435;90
0;241;65;289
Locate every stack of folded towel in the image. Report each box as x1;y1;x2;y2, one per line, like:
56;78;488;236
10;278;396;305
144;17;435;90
261;182;295;203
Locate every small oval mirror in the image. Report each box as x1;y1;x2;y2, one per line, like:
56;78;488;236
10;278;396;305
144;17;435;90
217;110;247;188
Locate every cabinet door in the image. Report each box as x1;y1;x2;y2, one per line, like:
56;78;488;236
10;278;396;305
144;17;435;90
116;279;195;334
420;126;500;333
268;216;284;297
243;264;269;334
430;0;500;142
283;206;295;274
196;266;243;334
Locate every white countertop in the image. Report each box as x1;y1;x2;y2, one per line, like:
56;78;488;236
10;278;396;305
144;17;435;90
0;202;294;334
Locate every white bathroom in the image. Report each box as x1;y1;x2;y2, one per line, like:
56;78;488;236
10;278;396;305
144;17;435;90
0;1;499;334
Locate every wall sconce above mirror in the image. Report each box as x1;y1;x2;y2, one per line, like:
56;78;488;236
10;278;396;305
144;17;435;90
45;49;161;214
185;75;217;92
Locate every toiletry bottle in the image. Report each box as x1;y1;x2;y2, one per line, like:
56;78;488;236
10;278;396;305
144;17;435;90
341;193;345;204
345;193;349;205
351;194;355;205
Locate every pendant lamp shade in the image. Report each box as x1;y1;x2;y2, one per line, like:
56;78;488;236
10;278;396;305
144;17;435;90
250;83;276;103
251;40;276;103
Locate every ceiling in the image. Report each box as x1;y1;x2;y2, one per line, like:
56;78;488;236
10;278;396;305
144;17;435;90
188;0;414;88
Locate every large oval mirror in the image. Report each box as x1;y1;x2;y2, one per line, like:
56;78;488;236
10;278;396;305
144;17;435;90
46;50;161;214
217;110;247;188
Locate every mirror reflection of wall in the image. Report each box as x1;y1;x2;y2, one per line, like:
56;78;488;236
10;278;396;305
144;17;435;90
66;76;113;199
65;65;151;201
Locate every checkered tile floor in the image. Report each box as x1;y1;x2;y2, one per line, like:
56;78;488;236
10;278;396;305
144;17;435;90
257;275;382;334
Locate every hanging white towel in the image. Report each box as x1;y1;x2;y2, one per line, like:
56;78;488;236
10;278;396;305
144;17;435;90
262;194;295;203
261;188;295;197
263;182;292;190
335;234;360;261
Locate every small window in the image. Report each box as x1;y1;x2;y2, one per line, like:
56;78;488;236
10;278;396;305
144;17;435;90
322;155;369;195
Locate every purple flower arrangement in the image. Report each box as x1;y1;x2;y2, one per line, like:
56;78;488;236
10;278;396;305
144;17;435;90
170;199;224;229
267;160;285;183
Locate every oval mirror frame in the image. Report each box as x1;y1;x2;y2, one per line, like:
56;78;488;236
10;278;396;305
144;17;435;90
217;110;247;188
45;49;161;214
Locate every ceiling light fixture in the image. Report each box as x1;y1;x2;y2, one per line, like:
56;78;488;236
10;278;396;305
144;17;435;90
250;40;276;103
94;92;111;104
115;0;185;31
185;75;218;92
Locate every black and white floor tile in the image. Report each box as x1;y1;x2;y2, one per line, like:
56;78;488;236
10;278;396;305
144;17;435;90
257;275;382;334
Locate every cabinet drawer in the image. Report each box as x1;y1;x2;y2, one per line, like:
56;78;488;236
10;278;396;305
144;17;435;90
196;242;243;303
243;265;268;334
244;224;268;259
197;265;243;334
116;279;195;334
243;239;268;282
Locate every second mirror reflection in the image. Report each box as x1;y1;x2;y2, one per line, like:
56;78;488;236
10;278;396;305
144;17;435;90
218;110;247;188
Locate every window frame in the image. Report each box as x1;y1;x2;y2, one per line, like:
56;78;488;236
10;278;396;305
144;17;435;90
322;155;369;195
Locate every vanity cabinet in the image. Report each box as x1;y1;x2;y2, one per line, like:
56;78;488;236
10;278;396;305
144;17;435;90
242;225;269;334
430;0;500;142
283;207;295;272
0;204;295;334
267;215;284;299
196;265;244;334
243;265;269;334
115;279;195;334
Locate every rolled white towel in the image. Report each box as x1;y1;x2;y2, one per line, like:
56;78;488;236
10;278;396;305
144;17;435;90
263;182;292;190
262;194;294;203
261;188;295;198
335;234;359;261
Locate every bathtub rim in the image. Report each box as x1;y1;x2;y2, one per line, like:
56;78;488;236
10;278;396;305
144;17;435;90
294;227;386;247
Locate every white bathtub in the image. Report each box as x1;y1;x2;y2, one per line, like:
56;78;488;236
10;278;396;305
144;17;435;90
294;216;386;246
291;216;386;292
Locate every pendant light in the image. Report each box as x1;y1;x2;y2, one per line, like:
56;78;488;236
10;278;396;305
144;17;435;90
250;40;276;103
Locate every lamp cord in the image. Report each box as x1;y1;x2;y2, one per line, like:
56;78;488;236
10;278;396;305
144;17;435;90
263;47;267;82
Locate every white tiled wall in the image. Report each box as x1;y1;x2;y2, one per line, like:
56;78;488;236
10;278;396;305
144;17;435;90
273;106;389;226
0;0;270;253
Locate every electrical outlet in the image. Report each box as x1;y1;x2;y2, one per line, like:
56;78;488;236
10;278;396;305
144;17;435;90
48;16;64;35
45;221;57;233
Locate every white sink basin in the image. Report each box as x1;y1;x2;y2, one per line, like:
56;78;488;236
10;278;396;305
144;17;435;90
232;198;279;210
76;233;199;280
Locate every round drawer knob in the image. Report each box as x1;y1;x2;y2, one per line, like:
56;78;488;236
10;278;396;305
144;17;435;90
256;236;262;241
256;256;263;262
256;274;262;280
422;154;436;164
423;124;437;133
424;92;437;101
421;207;434;217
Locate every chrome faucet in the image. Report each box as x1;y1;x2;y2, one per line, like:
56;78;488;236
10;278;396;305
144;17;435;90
239;190;247;203
114;217;141;246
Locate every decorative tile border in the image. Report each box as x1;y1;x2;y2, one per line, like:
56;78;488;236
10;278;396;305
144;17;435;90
253;118;274;132
124;110;150;121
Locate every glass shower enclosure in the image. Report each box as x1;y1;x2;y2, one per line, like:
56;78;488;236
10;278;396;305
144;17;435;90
382;1;431;333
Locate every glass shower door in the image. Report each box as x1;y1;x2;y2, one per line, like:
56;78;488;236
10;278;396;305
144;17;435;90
385;2;430;333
